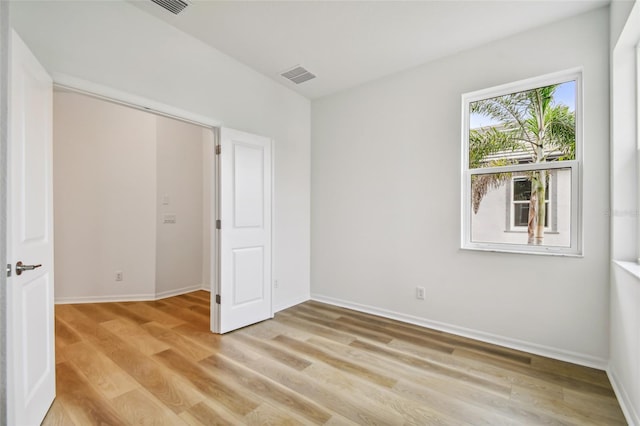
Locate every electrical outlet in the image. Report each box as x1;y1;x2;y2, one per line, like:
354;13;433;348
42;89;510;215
115;271;123;282
274;280;279;289
416;286;425;300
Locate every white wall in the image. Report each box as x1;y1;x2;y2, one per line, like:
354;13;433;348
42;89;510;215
311;8;610;366
10;0;311;310
53;91;158;300
610;265;640;425
155;116;209;297
609;1;640;423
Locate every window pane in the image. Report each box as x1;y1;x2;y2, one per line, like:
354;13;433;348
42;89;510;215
513;179;531;201
514;203;529;227
469;81;576;169
513;202;549;227
470;168;570;247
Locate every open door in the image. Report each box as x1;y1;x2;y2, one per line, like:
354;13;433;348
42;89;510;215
215;128;272;334
7;30;55;425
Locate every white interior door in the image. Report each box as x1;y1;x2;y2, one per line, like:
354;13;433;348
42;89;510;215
216;127;272;334
7;30;55;425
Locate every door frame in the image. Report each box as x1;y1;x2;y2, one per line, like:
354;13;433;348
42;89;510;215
0;1;10;420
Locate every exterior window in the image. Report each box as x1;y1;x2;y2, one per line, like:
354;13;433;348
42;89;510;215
512;176;548;228
462;70;582;255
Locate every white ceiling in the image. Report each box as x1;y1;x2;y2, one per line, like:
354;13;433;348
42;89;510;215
130;0;608;100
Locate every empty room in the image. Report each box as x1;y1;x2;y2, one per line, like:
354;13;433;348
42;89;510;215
1;0;639;425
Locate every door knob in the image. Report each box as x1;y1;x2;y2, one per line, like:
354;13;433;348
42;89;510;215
15;261;42;276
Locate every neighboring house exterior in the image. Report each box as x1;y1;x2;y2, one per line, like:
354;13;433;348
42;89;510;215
471;168;572;247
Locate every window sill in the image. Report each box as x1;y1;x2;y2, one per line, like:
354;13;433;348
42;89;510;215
503;230;560;235
613;260;640;281
461;246;583;257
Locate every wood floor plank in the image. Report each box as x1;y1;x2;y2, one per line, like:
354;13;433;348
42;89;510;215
70;303;121;323
63;340;140;399
54;362;127;426
273;334;397;388
41;399;77;426
388;337;575;400
54;305;120;344
453;347;616;398
103;302;153;325
305;336;520;425
230;331;312;371
293;305;456;355
562;388;627;424
244;355;407;425
90;334;206;414
349;338;511;396
43;294;626;426
177;410;206;426
199;353;333;424
509;384;610;426
175;293;210;307
531;356;613;387
183;400;244;425
149;300;209;326
153;348;260;416
307;301;536;361
118;302;186;328
304;361;465;425
188;290;212;302
274;310;356;344
110;388;186;425
171;322;263;364
157;295;205;311
55;317;82;346
281;310;394;344
142;321;215;362
243;403;308;426
306;301;533;365
101;318;171;356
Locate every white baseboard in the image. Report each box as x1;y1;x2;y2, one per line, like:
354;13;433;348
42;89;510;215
155;284;207;300
311;293;608;370
274;294;311;313
607;366;640;426
55;284;205;305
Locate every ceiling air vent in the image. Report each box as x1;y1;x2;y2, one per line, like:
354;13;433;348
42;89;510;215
150;0;189;15
281;66;316;85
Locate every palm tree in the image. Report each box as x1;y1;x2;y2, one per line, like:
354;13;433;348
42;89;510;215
470;84;575;245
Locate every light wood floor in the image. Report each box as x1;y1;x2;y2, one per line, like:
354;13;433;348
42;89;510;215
43;291;626;425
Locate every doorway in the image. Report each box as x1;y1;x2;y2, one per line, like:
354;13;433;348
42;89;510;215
52;89;215;307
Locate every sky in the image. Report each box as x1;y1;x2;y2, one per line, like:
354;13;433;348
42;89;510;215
469;80;576;129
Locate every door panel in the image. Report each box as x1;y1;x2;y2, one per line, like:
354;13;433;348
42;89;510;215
233;246;264;305
8;30;55;426
217;128;272;334
233;143;264;228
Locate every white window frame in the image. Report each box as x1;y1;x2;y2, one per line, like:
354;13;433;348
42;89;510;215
510;174;551;231
461;69;583;256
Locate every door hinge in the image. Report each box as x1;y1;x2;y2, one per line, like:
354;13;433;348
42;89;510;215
216;219;221;230
215;145;221;155
215;294;221;304
6;263;11;278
